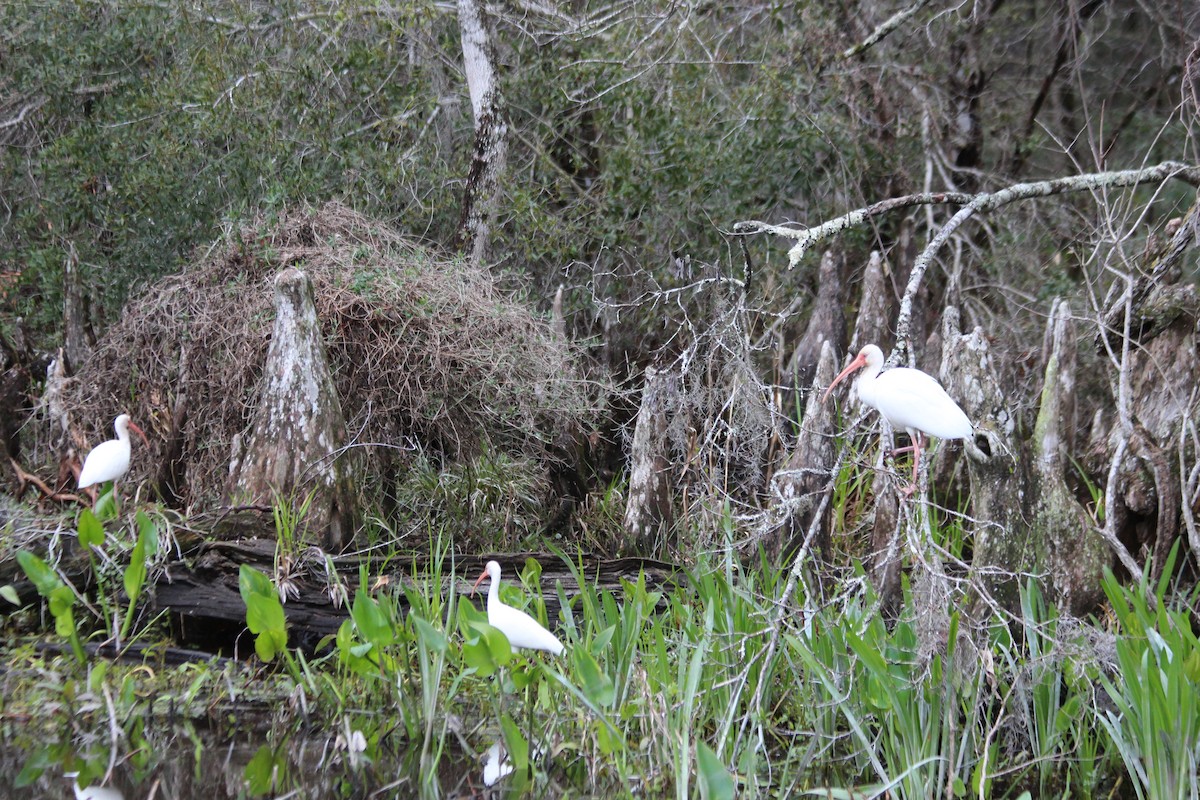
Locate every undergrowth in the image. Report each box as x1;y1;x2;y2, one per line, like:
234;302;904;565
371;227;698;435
2;506;1198;798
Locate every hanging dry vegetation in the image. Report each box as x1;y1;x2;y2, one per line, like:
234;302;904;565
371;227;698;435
63;203;604;510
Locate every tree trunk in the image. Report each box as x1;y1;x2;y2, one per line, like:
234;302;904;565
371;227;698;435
623;366;676;554
457;0;508;268
229;269;356;551
938;307;1029;612
768;340;838;559
1029;299;1108;613
63;242;90;374
789;250;847;392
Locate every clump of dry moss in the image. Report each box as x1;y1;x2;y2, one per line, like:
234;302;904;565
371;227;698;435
66;203;604;513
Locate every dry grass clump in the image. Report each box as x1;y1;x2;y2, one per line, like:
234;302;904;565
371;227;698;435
66;203;602;510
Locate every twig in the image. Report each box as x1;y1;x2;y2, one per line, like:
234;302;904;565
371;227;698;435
842;0;936;60
9;458;83;505
1096;271;1143;578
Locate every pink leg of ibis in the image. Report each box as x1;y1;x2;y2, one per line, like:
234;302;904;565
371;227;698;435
899;434;927;497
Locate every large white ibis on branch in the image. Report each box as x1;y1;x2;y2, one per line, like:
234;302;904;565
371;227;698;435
78;413;149;492
823;344;973;495
472;560;565;655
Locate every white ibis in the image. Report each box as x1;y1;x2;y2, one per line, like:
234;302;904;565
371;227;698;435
65;772;125;800
78;414;149;492
471;561;565;655
482;741;515;787
823;344;972;495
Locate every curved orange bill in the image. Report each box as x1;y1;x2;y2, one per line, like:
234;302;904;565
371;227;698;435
128;421;150;448
821;352;867;403
471;570;488;596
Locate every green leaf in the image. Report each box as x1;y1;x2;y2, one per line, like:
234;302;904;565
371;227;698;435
238;564;275;603
412;614;448;653
238;565;288;662
462;621;514;677
77;508;105;548
123;538;147;602
0;584;20;605
243;744;279;795
500;713;529;776
49;585;77;638
16;550;61;597
135;510;159;553
591;624;616;653
574;647;615;707
350;591;395;649
696;741;735;800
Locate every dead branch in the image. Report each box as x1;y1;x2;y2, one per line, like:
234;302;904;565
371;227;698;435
842;0;936;60
733;192;972;268
893;161;1200;354
10;458;83;505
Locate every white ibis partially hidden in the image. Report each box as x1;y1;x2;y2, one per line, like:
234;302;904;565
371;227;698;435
823;344;972;495
78;414;149;492
472;561;565;655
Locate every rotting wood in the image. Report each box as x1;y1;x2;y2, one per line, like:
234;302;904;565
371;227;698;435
150;537;677;653
623;365;676;553
229;269;356;551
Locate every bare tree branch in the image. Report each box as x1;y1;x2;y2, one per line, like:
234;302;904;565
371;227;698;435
892;161;1200;354
842;0;936;60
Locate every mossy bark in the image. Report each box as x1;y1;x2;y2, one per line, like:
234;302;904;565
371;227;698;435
229;269;356;551
1029;300;1108;613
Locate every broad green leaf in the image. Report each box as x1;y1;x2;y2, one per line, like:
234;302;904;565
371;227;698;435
49;586;77;638
77;508;105;548
238;564;275;604
124;538;147;601
136;510;159;553
0;584;20;605
16;550;60;597
412;614;448;653
696;741;735;800
244;744;279;795
467;620;514;665
93;488;118;521
351;591;395;649
574;648;615;707
500;713;529;776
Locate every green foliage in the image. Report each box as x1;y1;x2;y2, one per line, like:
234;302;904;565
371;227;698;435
238;564;289;662
1098;544;1200;800
120;510;159;639
17;549;86;664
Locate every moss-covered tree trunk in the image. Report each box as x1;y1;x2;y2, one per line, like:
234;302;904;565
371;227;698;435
229;269;356;551
939;307;1029;612
1029;299;1108;612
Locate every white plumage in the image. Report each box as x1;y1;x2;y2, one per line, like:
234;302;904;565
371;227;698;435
472;560;565;655
78;414;148;490
824;344;973;493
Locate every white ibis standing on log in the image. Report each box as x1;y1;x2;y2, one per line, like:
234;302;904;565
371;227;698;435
472;560;565;655
78;414;150;496
823;344;973;495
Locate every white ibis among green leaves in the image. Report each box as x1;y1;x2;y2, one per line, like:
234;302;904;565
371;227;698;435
472;560;564;655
